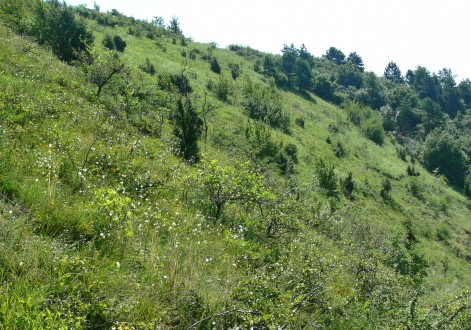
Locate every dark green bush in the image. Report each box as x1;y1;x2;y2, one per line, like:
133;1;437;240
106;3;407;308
315;158;338;195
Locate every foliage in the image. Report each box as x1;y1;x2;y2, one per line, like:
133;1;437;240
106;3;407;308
347;52;364;71
32;0;94;62
103;34;126;52
197;159;275;220
343;171;355;199
384;61;403;83
422;129;467;186
207;76;232;102
380;179;392;199
210;57;221;74
1;6;471;329
78;46;127;96
139;57;156;75
228;63;240;80
325;46;346;65
168;16;182;35
346;103;385;144
242;79;290;132
170;96;203;162
315;158;338;195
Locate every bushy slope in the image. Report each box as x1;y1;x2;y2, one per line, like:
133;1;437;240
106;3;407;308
0;6;470;329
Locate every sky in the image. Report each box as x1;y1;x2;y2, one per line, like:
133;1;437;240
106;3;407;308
66;0;471;81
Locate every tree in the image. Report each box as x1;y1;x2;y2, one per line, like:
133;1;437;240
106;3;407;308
438;68;462;117
79;47;127;97
420;98;446;134
298;43;314;67
337;63;363;89
423;129;467;186
152;16;164;27
294;58;313;90
171;97;203;162
458;79;471;109
198;159;275;221
33;0;94;62
356;72;385;109
281;44;298;85
313;75;339;103
325;47;346;65
410;66;440;101
168;16;182;35
0;0;35;34
347;52;364;72
384;61;403;83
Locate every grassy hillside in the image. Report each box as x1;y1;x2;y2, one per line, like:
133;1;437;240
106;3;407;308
0;3;470;329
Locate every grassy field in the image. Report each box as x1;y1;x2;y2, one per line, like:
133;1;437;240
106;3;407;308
0;7;470;329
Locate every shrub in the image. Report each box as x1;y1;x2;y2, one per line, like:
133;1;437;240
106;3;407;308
347;103;385;145
343;172;355;200
113;35;127;52
380;179;392;199
360;116;385;145
170;97;203;162
102;34;115;50
210;57;221;74
207;76;232;102
315;158;338;195
436;225;451;242
228;63;240;80
406;165;420;177
295;117;305;128
408;177;423;199
333;141;346;157
140;57;156;75
465;174;471;198
397;147;407;161
242;79;290;132
32;0;94;62
423;129;467;187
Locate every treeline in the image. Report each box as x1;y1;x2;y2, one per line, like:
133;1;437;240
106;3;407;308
230;43;471;193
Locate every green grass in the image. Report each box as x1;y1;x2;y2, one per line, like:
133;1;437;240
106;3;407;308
0;13;470;328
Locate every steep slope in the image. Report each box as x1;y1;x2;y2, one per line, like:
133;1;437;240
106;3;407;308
0;7;470;329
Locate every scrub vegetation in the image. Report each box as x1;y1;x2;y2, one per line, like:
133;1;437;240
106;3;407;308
0;1;470;328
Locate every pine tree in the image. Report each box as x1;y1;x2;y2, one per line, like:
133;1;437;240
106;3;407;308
384;61;403;83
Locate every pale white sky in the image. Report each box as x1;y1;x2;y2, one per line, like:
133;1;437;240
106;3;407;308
67;0;471;81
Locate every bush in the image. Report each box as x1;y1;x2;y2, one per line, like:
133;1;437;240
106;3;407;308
360;115;385;145
140;57;156;75
436;225;451;242
343;172;355;200
242;79;290;132
315;158;338;195
465;174;471;198
102;34;115;50
113;35;127;52
210;57;221;74
423;129;467;187
295;117;305;128
347;103;385;145
408;177;423;199
228;63;240;80
32;0;94;62
207;76;232;102
170;97;203;162
380;179;392;199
